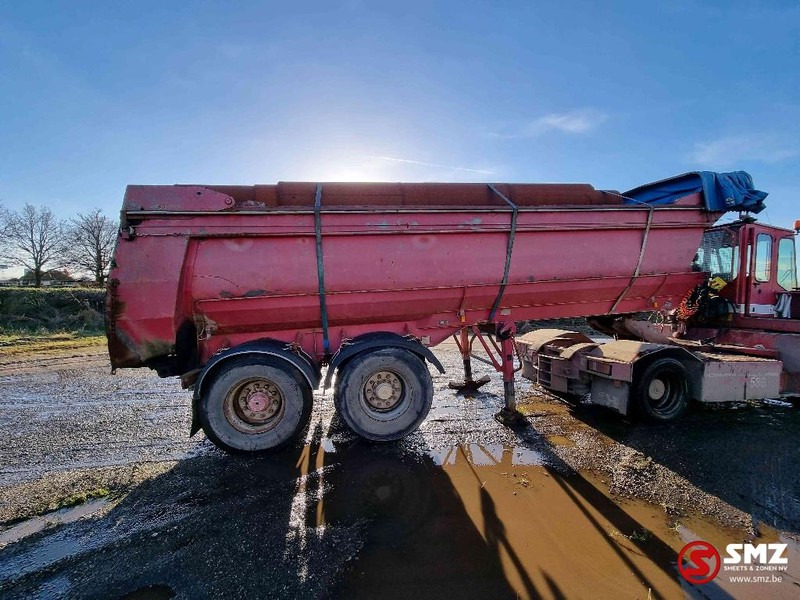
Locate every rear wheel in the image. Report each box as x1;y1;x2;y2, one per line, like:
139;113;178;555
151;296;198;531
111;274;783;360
335;348;433;442
199;356;313;454
633;357;689;422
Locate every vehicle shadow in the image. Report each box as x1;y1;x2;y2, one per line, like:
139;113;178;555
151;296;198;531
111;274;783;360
0;422;521;599
0;410;734;600
567;398;800;534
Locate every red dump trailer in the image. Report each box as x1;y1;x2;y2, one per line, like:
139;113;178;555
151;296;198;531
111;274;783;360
106;171;768;453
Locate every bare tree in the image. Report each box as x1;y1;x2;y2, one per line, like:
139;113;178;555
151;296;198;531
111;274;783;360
0;202;7;270
63;208;118;285
1;204;65;287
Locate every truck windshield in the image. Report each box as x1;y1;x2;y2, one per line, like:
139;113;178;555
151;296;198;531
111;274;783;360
694;229;739;282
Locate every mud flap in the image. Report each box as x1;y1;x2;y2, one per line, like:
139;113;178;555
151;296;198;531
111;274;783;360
590;377;631;416
190;399;201;436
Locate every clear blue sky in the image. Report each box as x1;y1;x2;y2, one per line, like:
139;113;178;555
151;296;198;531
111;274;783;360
1;1;798;232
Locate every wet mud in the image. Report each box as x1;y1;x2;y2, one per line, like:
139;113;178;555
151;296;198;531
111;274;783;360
1;342;799;599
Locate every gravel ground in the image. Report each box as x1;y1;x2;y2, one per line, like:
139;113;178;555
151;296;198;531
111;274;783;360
0;341;798;599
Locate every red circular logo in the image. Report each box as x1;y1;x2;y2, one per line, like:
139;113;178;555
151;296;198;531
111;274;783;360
678;541;721;585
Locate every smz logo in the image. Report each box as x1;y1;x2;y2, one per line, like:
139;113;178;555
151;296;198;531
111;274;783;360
725;543;789;565
678;541;789;585
678;541;721;585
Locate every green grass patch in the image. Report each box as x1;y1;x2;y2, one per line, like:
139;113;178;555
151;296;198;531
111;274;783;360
51;487;111;511
0;333;106;355
629;527;652;543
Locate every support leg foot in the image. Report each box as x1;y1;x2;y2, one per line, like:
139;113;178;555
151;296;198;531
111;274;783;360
494;407;526;428
448;374;491;393
495;326;525;427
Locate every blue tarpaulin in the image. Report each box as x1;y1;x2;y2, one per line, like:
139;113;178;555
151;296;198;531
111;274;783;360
623;171;767;214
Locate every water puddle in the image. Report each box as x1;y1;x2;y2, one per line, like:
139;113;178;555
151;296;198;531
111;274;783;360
424;444;545;467
545;434;574;447
1;437;795;599
0;498;111;549
315;440;796;599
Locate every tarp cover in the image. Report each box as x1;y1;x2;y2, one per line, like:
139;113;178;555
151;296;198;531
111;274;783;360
623;171;767;213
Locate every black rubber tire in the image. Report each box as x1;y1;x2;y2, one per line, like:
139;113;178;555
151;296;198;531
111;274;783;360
633;357;690;422
335;348;433;442
199;356;313;454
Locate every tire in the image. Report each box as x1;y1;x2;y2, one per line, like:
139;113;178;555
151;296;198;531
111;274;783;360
334;348;433;442
199;356;313;454
633;357;689;422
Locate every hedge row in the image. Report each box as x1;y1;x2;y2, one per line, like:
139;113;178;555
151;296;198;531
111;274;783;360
0;287;106;334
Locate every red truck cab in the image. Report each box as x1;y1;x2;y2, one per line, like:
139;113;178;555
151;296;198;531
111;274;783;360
695;220;799;319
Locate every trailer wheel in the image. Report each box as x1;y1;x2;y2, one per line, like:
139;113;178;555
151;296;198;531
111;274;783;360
335;348;433;442
199;356;313;454
634;357;689;422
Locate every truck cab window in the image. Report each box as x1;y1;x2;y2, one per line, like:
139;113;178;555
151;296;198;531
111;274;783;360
777;237;798;290
755;233;772;282
696;229;739;282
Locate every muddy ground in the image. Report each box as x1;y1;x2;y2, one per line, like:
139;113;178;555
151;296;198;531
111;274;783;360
0;341;799;599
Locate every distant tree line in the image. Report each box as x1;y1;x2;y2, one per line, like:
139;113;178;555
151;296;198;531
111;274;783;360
0;203;117;287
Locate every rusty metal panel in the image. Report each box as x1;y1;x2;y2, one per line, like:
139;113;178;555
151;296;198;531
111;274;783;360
699;361;747;402
551;356;577;379
698;356;782;402
516;330;593;355
548;372;570;393
520;358;537;381
590;377;631;415
560;342;600;360
588;340;666;364
684;326;800;395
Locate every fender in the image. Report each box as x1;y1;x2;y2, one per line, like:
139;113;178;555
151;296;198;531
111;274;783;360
323;332;445;389
190;339;321;435
587;341;703;416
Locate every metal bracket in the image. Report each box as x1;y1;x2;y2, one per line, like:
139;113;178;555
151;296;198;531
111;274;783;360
459;326;523;375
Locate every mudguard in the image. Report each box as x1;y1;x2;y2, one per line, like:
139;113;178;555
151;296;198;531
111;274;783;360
323;332;445;389
190;339;321;435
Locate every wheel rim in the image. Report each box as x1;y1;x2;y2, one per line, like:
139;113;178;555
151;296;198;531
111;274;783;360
362;370;406;417
223;376;285;434
646;371;683;415
648;378;667;402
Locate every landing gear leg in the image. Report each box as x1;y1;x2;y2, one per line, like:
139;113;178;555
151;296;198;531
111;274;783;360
448;327;490;394
494;323;526;428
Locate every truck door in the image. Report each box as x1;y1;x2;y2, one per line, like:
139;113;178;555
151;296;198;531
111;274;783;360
740;225;799;317
745;230;776;316
775;235;799;318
